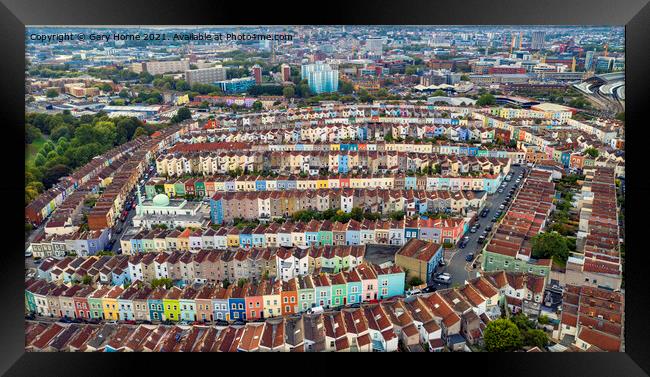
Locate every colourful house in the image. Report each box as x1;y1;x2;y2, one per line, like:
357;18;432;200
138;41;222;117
313;274;332;308
376;265;405;299
147;287;166;321
280;279;298;316
329;272;348;307
179;286;198;322
102;286;124;321
297;275;316;312
245;283;265;320
228;285;248;321
163;286;183;322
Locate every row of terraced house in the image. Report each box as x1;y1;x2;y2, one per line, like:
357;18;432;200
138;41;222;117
119;218;466;254
26;262;405;322
155;149;513;178
35;245;368;286
25;269;559;352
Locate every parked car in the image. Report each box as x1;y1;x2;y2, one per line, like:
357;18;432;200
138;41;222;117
485;225;493;231
215;320;229;327
491;217;498;222
498;189;504;193
470;227;477;233
477;235;486;244
465;253;474;262
422;286;437;293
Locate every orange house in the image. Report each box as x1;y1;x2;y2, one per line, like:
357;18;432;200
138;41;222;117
280;278;299;316
570;154;585;170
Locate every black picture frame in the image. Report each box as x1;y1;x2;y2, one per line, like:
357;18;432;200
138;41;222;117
2;0;649;375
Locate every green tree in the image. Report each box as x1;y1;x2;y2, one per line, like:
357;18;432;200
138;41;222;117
584;147;599;158
432;89;446;97
339;80;354;95
408;276;423;287
171;107;192;123
237;278;249;288
252;101;263;111
151;278;173;289
483;318;523;352
531;232;570;263
133;127;148;138
25;124;42;144
46;89;59;98
82;275;93;285
524;329;549;349
477;93;496;106
283;86;295;98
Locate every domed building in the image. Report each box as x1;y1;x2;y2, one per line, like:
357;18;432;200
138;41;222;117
132;192;209;229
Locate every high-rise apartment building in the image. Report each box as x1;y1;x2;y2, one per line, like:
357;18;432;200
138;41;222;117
281;64;291;82
366;37;384;57
531;31;546;50
185;66;227;85
301;62;339;94
131;59;191;75
251;64;262;85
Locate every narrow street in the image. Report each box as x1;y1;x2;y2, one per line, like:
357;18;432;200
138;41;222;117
435;165;528;287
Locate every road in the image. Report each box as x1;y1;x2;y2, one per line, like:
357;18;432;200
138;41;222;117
434;165;528;287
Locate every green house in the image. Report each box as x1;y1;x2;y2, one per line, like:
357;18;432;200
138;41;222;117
481;249;551;278
174;181;186;197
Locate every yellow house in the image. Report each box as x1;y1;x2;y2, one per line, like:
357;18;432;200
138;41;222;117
175;94;190;106
102;286;124;321
227;228;240;248
164;183;176;197
178;228;191;251
317;179;329;189
331;144;341;151
214;181;225;192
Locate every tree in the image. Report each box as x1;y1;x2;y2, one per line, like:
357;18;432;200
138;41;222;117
171;107;192;123
222;279;231;289
25;124;42;144
151;278;173;289
339;80;353;95
483;318;523;352
432;89;446;97
524;329;549;349
82;275;93;285
252;101;263;111
42;164;71;188
283;86;295;98
531;232;570;262
133;127;148;138
46;89;59;98
584;147;599;158
237;278;249;288
408;276;423;287
476;93;496;106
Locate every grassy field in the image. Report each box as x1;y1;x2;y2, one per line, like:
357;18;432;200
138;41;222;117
25;135;48;167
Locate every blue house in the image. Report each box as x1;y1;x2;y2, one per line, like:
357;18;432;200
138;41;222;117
210;195;224;224
376;266;406;299
338;155;349;174
239;230;253;248
255;179;266;191
405;176;417;190
228;292;247;321
147;290;165;322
